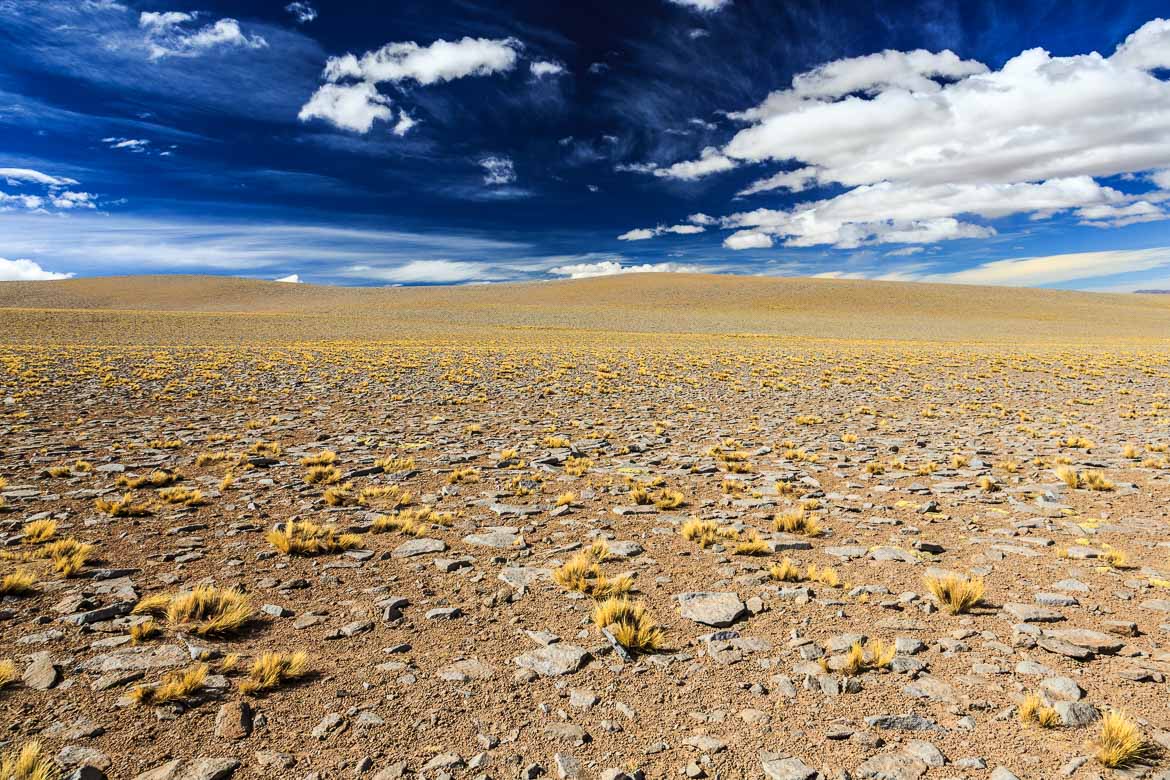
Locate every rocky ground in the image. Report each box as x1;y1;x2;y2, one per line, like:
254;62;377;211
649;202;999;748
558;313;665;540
1;338;1169;780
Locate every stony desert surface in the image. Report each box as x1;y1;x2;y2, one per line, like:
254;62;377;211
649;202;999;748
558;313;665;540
1;274;1170;780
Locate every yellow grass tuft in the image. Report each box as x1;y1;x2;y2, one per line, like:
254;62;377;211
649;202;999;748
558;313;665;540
0;659;15;690
552;553;632;598
0;741;60;780
1019;693;1060;728
323;483;356;506
447;467;479;484
807;564;841;588
131;663;208;707
371;507;432;535
976;475;999;493
21;520;56;544
94;492;150;517
592;597;663;654
304;465;341;485
769;558;803;582
45;539;92;577
157;486;206;506
238;651;310;695
357;485;411;509
116;469;181;489
924;574;984;614
0;569;38;597
564;456;592;476
134;586;254;636
652;489;684;510
375;455;415;473
679;518;737;548
734;530;771;556
1093;710;1154;769
1082;470;1115;491
129;619;161;644
300;450;336;466
771;510;821;537
555;492;575;507
267;520;361;555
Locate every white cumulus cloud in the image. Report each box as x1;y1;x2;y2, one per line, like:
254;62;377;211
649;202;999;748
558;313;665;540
530;61;565;78
139;11;268;60
634;18;1170;250
548;260;704;278
275;274;302;283
665;0;732;12
348;260;496;284
0;257;74;281
480;156;517;186
323;37;520;86
617;223;707;241
298;82;394;133
285;2;317;24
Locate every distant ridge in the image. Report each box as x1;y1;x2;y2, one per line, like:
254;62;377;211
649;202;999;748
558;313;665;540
1;273;1169;344
1135;289;1170;294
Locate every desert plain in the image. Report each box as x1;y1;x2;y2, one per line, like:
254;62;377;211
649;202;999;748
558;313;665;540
1;274;1170;780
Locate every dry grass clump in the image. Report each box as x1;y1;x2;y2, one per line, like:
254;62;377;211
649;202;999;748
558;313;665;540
0;740;60;780
304;465;342;485
45;539;92;577
771;510;822;537
239;651;310;695
21;519;56;544
129;619;161;644
555;492;575;507
116;469;181;489
1100;545;1132;569
996;459;1022;473
807;564;841;588
734;530;770;556
447;467;479;484
652;489;685;510
837;640;896;676
133;586;253;636
358;485;412;509
267;520;361;555
1122;443;1141;460
130;663;208;706
553;551;632;598
769;558;802;582
679;518;738;548
976;475;999;493
375;455;415;472
0;569;38;597
323;483;356;506
1055;467;1114;491
592;597;663;654
916;460;939;476
1018;693;1060;727
299;450;336;466
564;456;592;476
0;659;15;690
249;441;281;457
949;453;969;468
94;492;150;517
158;486;206;506
1092;710;1154;768
370;508;433;536
543;435;571;448
924;574;984;614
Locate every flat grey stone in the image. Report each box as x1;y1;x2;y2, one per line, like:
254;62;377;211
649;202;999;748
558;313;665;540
513;644;590;677
392;538;446;558
1003;603;1064;622
81;644;188;674
855;753;928;779
676;591;745;627
499;566;551;589
760;757;817;780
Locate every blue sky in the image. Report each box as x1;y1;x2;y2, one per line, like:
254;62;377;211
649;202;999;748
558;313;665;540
1;0;1169;289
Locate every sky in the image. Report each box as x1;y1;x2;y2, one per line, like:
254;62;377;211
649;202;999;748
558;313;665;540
1;0;1170;290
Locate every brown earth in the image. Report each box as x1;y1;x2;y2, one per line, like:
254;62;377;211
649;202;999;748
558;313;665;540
0;274;1168;780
